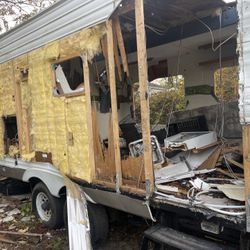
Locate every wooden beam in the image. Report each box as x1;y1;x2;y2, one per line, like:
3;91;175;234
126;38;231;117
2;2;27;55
13;66;24;154
100;35;109;80
135;0;154;196
106;20;122;192
23;108;32;153
0;119;5;154
113;16;130;77
243;125;250;231
82;52;96;180
113;28;123;81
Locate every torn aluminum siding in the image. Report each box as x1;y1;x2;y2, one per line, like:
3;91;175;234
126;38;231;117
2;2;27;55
0;0;122;64
238;0;250;123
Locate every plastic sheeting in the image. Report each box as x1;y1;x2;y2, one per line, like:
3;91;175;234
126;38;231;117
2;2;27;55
238;0;250;124
0;24;106;182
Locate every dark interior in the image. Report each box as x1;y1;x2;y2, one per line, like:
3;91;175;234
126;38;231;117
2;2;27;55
3;116;18;153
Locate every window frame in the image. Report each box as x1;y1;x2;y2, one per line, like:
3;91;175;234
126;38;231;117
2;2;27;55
51;55;85;98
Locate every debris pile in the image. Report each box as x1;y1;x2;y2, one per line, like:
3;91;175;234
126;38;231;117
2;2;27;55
154;132;245;216
0;183;67;249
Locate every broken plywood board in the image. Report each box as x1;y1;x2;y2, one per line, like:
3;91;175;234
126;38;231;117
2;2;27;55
121;156;145;183
198;146;222;170
92;105;118;183
155;147;217;184
217;184;245;202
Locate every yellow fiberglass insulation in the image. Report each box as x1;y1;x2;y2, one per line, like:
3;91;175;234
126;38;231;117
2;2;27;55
0;62;16;157
0;24;106;182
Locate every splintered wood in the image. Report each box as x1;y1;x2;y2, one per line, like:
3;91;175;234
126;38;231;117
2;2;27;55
135;0;154;194
92;106;115;182
198;146;222;170
121;156;145;184
107;19;122;191
92;106;145;188
90;16;145;190
113;17;130;77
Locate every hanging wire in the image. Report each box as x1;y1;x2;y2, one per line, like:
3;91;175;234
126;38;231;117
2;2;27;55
165;25;184;137
195;17;237;52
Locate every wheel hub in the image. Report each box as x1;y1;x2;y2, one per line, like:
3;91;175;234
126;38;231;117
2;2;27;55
36;192;52;222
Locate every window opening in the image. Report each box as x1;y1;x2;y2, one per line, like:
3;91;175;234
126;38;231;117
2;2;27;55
134;75;185;126
3;116;18;154
214;66;238;102
53;57;84;96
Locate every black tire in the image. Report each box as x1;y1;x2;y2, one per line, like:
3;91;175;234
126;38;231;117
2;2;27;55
88;203;109;248
240;232;250;250
32;182;64;229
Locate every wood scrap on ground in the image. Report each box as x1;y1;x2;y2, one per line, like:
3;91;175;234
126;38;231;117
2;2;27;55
0;236;16;245
0;230;43;238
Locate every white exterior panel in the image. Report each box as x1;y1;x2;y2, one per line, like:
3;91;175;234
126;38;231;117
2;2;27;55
238;0;250;123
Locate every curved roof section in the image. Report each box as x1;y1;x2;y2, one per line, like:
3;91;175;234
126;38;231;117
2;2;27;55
0;0;122;64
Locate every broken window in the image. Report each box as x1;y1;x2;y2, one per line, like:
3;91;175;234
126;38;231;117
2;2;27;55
134;75;185;126
52;57;84;96
214;66;239;102
3;116;18;154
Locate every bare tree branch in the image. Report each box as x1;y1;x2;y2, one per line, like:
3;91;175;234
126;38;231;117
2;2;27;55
0;0;56;32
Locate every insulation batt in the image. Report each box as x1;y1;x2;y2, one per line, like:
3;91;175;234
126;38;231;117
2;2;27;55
0;24;106;182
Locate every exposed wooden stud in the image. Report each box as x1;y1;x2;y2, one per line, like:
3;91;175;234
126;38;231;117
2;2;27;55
23;108;32;153
113;28;123;81
243;125;250;231
0;119;6;154
114;16;130;77
13;71;24;154
82;52;96;180
135;0;154;196
106;19;122;192
100;35;109;80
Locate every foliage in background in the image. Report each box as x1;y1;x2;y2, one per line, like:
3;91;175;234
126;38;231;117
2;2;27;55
134;76;186;125
133;66;239;126
0;0;56;32
214;66;239;102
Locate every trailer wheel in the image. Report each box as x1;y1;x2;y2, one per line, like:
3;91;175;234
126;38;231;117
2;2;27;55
32;182;64;229
240;232;250;250
88;203;109;248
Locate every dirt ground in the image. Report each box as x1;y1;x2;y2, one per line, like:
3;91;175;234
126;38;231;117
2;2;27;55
0;193;145;250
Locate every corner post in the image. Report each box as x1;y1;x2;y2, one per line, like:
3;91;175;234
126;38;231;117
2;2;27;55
135;0;154;195
82;52;96;181
106;19;122;192
243;125;250;231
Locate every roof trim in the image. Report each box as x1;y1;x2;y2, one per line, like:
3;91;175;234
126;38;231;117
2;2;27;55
0;0;122;64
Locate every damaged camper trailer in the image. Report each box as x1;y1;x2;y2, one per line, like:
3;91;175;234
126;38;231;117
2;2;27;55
0;0;250;248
